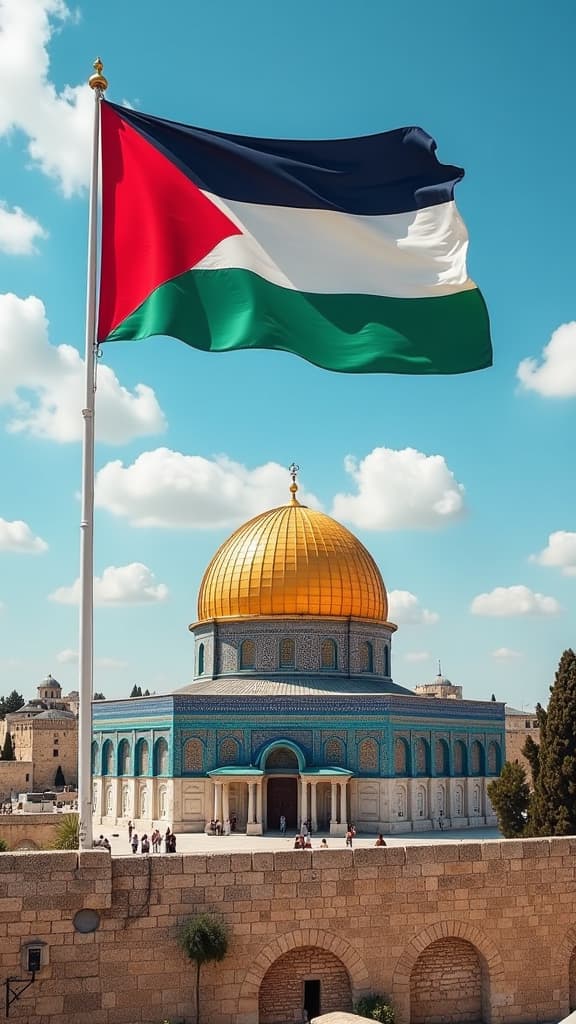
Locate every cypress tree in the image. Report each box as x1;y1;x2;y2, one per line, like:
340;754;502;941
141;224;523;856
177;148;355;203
2;691;24;716
130;685;142;698
0;732;15;761
487;761;530;837
529;649;576;835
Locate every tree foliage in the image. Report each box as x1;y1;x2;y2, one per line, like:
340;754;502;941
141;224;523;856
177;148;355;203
0;731;15;761
522;733;541;787
0;838;8;853
130;685;142;697
52;814;79;850
178;914;229;1024
528;650;576;836
355;994;396;1023
93;692;106;701
487;761;530;838
0;691;24;719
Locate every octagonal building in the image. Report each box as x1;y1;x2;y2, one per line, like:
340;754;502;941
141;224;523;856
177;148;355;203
92;476;504;835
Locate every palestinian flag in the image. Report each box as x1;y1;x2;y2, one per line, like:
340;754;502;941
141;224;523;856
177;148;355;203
97;101;492;375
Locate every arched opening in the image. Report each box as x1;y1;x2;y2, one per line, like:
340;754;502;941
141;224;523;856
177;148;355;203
471;740;485;776
359;640;373;673
197;642;205;676
394;737;410;776
263;744;300;832
279;638;295;669
487;741;501;775
134;738;149;777
259;946;352;1023
435;738;450;776
325;737;345;766
410;937;487;1023
183;738;203;773
101;739;114;777
91;741;99;776
415;737;430;776
320;638;337;671
240;639;256;670
117;739;131;776
153;737;169;776
383;644;390;676
454;740;467;776
358;737;379;773
219;737;240;764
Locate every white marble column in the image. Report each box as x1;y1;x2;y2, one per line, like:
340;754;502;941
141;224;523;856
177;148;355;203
247;782;255;824
214;782;223;821
311;782;318;832
222;781;230;822
330;782;338;824
256;780;263;825
301;779;308;826
339;781;347;826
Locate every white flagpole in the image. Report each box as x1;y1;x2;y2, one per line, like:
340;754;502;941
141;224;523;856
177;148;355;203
78;58;108;851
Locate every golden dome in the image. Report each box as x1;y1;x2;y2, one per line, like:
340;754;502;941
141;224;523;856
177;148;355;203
197;490;388;623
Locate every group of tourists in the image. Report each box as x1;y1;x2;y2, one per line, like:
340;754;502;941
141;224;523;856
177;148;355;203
208;816;237;835
127;821;176;854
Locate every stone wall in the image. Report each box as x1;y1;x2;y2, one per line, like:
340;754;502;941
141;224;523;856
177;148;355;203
2;839;576;1024
0;812;62;849
0;760;33;799
505;714;539;776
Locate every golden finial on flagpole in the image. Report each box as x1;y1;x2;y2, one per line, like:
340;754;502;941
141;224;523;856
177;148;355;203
89;57;108;92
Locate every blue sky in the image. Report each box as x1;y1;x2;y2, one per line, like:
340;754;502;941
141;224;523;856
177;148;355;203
0;0;575;708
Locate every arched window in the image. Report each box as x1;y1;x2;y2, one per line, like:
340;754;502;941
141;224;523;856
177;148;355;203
320;638;337;671
415;738;429;776
240;639;256;670
394;737;410;776
102;739;114;777
396;787;406;818
325;737;345;766
279;638;295;669
358;738;379;772
183;738;203;772
134;738;149;776
487;741;501;775
91;741;99;776
454;785;464;816
470;740;484;776
198;642;205;676
453;740;467;776
435;738;449;776
219;737;239;764
154;737;169;776
359;641;373;673
118;739;131;776
383;645;390;677
416;787;427;817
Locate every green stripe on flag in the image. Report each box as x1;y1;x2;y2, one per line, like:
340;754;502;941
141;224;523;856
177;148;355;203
104;269;492;375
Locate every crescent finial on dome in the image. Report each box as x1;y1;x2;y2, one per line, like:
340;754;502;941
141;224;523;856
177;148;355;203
288;462;300;505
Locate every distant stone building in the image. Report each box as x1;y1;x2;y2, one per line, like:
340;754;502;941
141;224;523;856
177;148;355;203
505;706;540;776
0;674;78;794
414;666;463;701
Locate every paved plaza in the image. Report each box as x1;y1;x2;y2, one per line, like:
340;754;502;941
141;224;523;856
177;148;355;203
100;824;502;856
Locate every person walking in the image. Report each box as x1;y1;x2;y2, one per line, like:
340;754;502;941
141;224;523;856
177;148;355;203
127;820;133;842
279;814;286;835
141;833;150;854
345;827;354;848
131;831;139;854
164;827;171;853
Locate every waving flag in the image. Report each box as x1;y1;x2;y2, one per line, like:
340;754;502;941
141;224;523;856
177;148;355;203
97;101;491;375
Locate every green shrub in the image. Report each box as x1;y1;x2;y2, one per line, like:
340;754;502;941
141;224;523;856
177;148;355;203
52;813;79;850
355;994;396;1023
0;838;8;852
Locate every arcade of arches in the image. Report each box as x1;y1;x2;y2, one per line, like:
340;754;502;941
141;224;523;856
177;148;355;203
258;947;352;1023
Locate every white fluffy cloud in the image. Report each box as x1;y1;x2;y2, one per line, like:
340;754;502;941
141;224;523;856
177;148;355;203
388;590;439;625
49;563;169;606
332;447;465;529
0;0;91;196
56;649;128;669
492;647;523;660
0;516;47;553
95;450;321;528
517;322;576;398
0;293;165;442
470;585;561;617
403;651;432;663
531;531;576;576
0;202;46;254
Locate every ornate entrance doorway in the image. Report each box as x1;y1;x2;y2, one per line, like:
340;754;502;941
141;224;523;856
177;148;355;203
267;777;297;830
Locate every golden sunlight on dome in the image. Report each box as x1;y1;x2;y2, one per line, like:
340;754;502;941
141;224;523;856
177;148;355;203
197;475;388;623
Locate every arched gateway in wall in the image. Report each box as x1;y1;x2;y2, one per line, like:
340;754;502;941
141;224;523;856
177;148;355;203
240;928;370;1024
